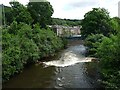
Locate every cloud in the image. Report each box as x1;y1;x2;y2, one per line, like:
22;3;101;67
49;0;119;19
0;0;119;19
67;1;98;8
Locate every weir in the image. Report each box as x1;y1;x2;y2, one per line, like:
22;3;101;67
3;40;101;88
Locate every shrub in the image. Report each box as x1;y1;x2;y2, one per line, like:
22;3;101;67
96;34;120;89
32;25;63;58
84;34;105;57
2;30;23;81
2;22;64;81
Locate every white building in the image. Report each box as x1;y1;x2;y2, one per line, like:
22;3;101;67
51;25;81;37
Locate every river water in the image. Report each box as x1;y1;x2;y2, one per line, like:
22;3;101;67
3;39;101;89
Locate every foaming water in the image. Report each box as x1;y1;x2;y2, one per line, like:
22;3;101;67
3;42;101;88
43;45;91;67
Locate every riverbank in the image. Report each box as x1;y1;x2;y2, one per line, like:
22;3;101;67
3;39;102;88
2;23;64;82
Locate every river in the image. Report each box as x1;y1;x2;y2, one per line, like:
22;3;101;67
2;39;102;89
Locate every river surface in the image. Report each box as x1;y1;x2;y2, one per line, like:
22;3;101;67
3;39;101;89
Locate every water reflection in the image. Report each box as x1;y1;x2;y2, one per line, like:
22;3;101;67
3;65;57;88
3;44;101;88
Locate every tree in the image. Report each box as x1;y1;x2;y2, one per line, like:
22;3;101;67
95;17;120;88
96;33;120;89
85;34;105;57
9;1;33;25
109;17;120;34
82;7;120;88
81;8;113;38
27;0;54;28
2;22;64;81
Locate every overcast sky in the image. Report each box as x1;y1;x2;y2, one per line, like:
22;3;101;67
0;0;119;19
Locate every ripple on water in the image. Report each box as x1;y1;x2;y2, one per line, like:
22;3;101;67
43;45;92;67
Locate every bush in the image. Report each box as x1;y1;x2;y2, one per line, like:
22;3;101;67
2;22;64;82
82;9;120;89
84;34;105;57
32;25;63;58
2;30;23;81
96;34;120;89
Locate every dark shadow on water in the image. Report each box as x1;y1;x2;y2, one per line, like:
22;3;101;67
84;62;104;88
2;39;103;89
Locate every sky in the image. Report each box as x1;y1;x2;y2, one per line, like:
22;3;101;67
0;0;120;19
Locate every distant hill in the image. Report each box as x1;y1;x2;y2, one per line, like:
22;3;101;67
0;4;81;26
51;18;81;26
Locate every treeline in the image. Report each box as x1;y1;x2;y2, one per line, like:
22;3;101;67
2;1;65;82
2;5;81;27
2;1;53;28
81;8;120;89
51;18;81;26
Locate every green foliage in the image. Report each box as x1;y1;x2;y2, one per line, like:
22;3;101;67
17;23;39;63
2;0;65;83
82;8;120;88
96;34;120;89
27;1;53;28
4;1;54;27
2;22;64;82
81;8;113;38
110;17;120;33
7;21;18;34
85;34;105;57
9;1;33;25
52;18;81;26
3;1;33;25
2;30;23;81
32;24;63;57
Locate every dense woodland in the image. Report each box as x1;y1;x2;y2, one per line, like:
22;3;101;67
81;8;120;89
1;0;120;89
2;1;66;82
2;5;81;27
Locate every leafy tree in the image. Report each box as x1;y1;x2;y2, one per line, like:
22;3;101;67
2;0;65;82
7;21;18;34
81;6;120;89
81;8;113;38
2;29;23;81
32;24;63;58
109;17;120;34
99;18;120;81
9;1;33;25
27;0;54;28
85;34;105;57
2;22;64;82
96;33;120;89
2;22;39;81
